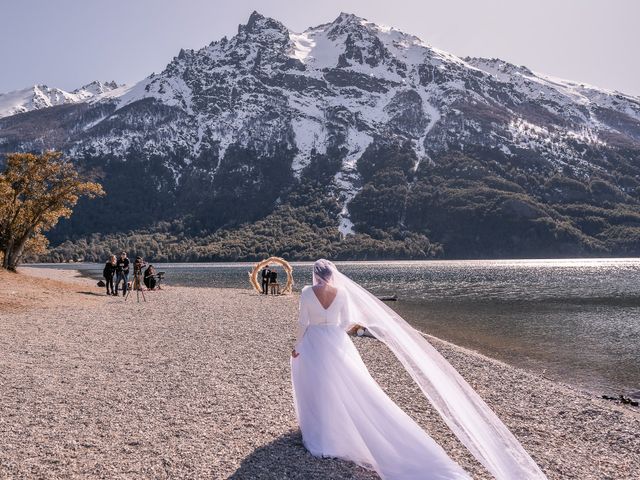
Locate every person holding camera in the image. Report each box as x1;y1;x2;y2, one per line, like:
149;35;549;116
115;251;130;296
133;256;145;273
130;256;147;291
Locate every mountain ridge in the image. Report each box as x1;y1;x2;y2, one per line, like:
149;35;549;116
0;81;120;118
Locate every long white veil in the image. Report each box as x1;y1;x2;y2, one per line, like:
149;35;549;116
312;260;546;480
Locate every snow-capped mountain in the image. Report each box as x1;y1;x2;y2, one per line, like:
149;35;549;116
2;12;640;258
72;80;121;99
0;81;119;118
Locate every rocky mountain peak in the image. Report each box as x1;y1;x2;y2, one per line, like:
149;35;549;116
73;80;120;96
240;11;289;38
334;12;367;25
230;10;293;64
326;12;372;39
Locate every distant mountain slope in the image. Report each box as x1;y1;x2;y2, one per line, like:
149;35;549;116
2;12;640;260
0;81;120;118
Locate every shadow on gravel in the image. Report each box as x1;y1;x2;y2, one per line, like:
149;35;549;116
228;431;377;479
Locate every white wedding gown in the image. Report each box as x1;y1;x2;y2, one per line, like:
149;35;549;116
291;286;470;479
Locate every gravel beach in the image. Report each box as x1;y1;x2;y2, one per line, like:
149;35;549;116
0;267;638;479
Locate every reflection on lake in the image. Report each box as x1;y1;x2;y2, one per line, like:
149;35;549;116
33;259;640;395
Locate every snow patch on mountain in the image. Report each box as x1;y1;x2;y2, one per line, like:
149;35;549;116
335;128;372;235
291;116;327;175
118;75;194;113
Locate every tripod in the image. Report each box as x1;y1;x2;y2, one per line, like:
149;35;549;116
154;272;165;290
125;268;146;302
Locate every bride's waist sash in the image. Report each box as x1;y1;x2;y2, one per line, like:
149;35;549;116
307;323;342;329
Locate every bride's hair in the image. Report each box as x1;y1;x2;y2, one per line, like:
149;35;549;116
313;259;336;286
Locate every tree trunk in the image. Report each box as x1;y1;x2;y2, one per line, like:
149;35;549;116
2;240;14;270
3;252;17;271
3;238;26;272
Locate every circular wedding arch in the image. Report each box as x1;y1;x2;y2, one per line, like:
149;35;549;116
249;257;294;294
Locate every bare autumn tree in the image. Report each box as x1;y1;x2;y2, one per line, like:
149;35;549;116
0;152;104;271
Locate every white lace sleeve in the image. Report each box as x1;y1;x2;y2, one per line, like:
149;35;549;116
339;291;357;332
295;289;310;346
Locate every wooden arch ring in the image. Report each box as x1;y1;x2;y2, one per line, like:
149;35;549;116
249;257;294;294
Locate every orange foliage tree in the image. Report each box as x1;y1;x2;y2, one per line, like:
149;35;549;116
0;152;104;271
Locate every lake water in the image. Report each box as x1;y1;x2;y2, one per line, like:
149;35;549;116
32;259;640;396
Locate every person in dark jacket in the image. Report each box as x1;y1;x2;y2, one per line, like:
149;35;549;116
115;251;130;296
103;255;117;296
260;265;271;295
269;269;279;295
144;265;157;290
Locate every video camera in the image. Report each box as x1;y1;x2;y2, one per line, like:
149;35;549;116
133;257;146;274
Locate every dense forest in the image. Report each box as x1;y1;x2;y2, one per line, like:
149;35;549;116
37;182;440;263
35;141;640;263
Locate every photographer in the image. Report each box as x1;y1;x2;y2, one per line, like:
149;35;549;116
144;264;157;290
132;256;146;290
115;251;130;296
133;256;146;274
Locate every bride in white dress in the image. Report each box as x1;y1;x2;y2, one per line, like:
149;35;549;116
291;260;547;480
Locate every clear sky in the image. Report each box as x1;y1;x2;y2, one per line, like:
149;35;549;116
1;0;638;96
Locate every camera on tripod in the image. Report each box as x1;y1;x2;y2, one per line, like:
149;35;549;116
126;256;147;302
133;256;147;274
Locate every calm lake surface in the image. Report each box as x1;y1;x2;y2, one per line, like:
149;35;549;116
34;259;640;396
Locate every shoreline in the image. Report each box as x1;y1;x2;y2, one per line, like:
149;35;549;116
24;256;640;265
1;267;638;478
